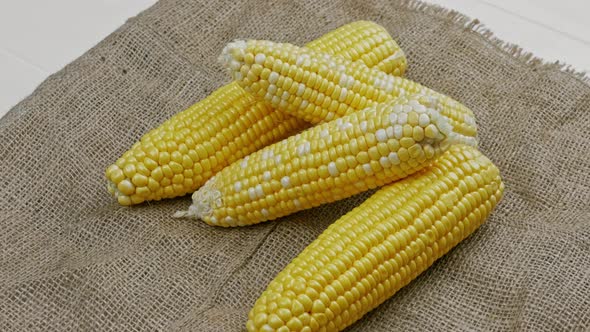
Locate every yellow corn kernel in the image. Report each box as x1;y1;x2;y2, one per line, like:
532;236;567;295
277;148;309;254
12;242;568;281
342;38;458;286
106;21;408;205
246;144;504;331
221;39;477;138
175;94;470;226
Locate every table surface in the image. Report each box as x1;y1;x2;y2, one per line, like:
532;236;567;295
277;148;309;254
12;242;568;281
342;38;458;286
1;0;588;118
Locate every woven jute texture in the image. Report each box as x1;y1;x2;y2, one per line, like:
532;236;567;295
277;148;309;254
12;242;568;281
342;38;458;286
1;0;589;331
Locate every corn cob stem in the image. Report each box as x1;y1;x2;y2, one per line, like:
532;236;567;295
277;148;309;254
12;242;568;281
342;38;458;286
106;21;407;205
246;145;504;332
174;94;471;226
220;39;477;139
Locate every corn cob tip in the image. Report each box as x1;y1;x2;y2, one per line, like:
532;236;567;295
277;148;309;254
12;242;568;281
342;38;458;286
384;48;405;62
219;39;248;79
410;93;477;148
416;93;478;150
173;176;223;221
104;169;136;206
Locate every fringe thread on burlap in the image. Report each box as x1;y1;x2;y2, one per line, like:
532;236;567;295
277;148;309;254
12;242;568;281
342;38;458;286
398;0;589;85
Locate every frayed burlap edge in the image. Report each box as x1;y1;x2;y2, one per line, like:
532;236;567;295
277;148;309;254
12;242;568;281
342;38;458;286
396;0;589;85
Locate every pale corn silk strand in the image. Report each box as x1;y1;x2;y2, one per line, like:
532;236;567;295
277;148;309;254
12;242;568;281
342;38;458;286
220;39;478;140
104;21;408;206
175;92;477;226
245;145;504;331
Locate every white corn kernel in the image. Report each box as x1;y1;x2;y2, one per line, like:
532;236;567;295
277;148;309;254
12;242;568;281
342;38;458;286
281;176;291;188
328;162;338;176
376;129;387;142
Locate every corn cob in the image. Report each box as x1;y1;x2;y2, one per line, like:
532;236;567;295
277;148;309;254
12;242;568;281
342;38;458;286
106;21;407;206
174;94;471;226
220;39;477;139
246;144;504;332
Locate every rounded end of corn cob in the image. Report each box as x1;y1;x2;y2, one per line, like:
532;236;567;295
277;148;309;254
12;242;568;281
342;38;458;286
219;39;248;80
106;179;131;205
414;93;478;148
105;164;145;206
173;176;223;222
419;89;479;140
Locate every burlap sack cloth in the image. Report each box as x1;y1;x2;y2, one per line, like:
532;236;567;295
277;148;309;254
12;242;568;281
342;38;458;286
1;0;589;330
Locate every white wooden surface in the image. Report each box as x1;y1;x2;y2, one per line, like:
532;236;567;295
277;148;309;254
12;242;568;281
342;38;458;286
0;0;158;118
428;0;590;71
0;0;588;118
